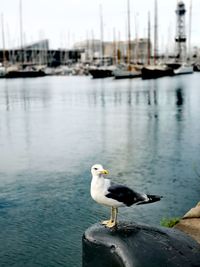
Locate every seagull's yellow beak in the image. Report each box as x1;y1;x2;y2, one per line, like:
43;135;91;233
100;169;109;175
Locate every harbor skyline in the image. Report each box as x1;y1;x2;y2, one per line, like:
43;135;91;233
0;0;200;52
1;73;200;266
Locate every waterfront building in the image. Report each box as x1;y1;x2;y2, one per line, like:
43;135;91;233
0;39;83;67
73;38;151;65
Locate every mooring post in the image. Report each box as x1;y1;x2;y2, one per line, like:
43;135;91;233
82;221;200;267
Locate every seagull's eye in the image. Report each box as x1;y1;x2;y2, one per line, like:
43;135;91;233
94;167;98;170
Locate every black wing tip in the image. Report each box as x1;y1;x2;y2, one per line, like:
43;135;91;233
148;194;163;199
136;194;163;205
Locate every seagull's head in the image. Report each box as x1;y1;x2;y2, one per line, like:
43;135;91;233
91;164;109;177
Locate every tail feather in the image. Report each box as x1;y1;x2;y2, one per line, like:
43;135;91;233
136;194;162;205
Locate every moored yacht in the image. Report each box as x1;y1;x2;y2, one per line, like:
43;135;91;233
89;66;115;79
0;63;6;78
173;63;193;75
141;65;174;79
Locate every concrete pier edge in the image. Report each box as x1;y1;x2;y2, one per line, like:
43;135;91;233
175;201;200;244
82;220;200;267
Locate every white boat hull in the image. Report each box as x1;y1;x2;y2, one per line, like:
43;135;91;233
113;69;141;79
174;65;193;75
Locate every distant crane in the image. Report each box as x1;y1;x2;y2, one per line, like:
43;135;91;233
188;0;192;60
175;1;187;62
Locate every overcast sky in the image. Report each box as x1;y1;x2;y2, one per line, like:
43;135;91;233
0;0;199;52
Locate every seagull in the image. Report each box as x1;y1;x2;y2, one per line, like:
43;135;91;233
90;164;162;228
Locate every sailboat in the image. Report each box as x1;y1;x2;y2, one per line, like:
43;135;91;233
0;63;6;78
89;5;115;79
141;64;174;79
89;66;114;78
173;63;193;75
113;0;141;79
141;0;174;79
5;0;46;78
0;14;7;77
113;65;141;79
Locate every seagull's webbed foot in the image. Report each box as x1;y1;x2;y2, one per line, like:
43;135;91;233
101;207;118;228
101;220;111;225
101;219;117;228
105;220;117;228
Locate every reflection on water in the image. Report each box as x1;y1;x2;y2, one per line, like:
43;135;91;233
176;87;184;106
0;75;200;266
175;87;184;122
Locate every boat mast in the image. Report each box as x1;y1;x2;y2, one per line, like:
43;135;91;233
113;28;117;65
99;4;104;66
188;0;192;61
117;31;121;65
19;0;24;63
154;0;158;65
134;12;139;64
1;13;6;65
147;11;151;65
91;29;95;63
127;0;131;67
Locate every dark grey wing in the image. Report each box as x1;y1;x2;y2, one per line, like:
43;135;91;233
106;183;145;207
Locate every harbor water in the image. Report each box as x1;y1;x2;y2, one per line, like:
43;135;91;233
0;74;200;266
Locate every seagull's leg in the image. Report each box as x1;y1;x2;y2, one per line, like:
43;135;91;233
114;207;118;224
106;207;118;228
101;207;114;225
